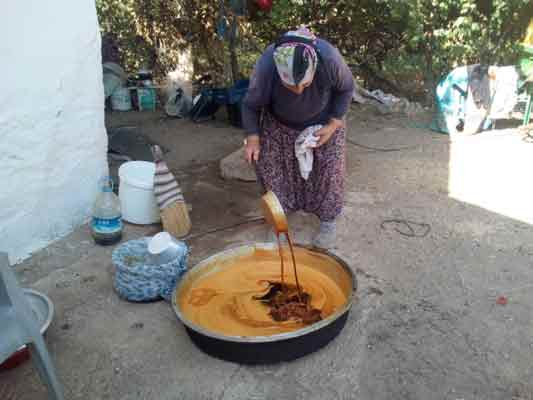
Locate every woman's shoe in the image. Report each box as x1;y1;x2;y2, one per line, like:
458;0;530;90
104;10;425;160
312;220;337;249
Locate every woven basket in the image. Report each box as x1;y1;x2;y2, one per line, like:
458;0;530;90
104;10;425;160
112;237;188;302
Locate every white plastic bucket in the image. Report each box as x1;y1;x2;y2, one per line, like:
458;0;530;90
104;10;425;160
118;161;160;224
111;87;132;111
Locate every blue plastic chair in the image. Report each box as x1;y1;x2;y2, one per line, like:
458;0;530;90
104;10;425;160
0;252;64;399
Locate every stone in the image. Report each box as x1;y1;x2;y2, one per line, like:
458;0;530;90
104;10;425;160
220;148;257;182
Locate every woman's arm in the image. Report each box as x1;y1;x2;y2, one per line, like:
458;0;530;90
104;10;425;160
242;47;276;137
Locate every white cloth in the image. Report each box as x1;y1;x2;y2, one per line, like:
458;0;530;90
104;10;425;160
488;66;519;119
295;125;322;180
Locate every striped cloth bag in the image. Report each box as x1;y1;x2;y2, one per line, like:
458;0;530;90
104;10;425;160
151;145;191;237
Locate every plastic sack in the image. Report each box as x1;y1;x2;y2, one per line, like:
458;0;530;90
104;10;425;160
165;88;192;118
103;62;127;98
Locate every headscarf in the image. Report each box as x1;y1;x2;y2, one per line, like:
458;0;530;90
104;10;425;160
273;26;318;86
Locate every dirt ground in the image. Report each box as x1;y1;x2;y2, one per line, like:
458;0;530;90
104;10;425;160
2;105;533;400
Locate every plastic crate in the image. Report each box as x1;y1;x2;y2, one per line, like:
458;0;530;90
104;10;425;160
137;88;156;111
190;80;249;124
227;79;249;104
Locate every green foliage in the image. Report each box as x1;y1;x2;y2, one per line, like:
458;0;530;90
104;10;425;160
96;0;532;100
96;0;231;82
385;0;531;99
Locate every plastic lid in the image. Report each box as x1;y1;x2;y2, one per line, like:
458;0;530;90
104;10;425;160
148;232;172;255
118;161;155;190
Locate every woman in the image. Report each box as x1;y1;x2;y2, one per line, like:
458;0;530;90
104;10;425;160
242;27;354;249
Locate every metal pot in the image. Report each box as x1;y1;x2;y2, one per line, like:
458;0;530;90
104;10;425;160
172;243;357;364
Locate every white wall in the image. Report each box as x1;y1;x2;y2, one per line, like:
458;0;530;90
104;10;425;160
0;0;108;263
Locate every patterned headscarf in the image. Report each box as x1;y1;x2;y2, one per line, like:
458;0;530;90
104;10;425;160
273;26;318;86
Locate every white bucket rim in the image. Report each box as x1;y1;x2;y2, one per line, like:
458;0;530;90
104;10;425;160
118;161;155;190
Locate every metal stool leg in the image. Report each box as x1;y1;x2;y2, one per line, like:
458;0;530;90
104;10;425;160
28;336;64;400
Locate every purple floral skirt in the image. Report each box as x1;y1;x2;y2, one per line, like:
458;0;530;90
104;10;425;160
256;113;345;222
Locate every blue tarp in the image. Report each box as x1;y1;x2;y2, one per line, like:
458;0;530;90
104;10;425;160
431;67;469;134
431;64;523;134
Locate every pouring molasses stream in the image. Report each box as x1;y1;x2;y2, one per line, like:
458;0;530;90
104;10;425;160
261;191;302;298
259;191;325;323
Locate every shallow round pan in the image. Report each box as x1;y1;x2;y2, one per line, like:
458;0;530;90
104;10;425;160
172;243;357;364
25;288;54;334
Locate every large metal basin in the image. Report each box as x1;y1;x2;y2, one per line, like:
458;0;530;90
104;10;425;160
172;243;357;364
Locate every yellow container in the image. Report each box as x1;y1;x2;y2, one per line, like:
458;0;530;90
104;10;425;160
523;18;533;48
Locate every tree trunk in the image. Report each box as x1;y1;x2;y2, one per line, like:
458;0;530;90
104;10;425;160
229;15;240;83
423;28;436;105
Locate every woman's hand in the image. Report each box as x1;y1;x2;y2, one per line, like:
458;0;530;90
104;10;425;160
244;135;261;163
314;118;344;147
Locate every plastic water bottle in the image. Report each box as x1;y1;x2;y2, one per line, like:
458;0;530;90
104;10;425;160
91;177;123;245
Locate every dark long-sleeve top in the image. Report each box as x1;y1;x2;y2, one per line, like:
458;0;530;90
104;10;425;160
242;38;354;135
